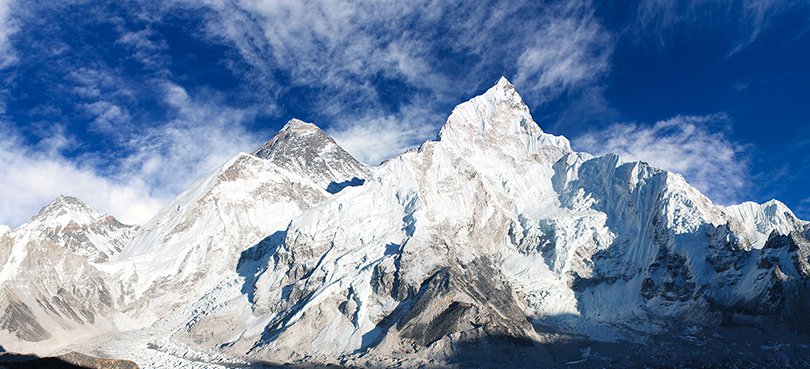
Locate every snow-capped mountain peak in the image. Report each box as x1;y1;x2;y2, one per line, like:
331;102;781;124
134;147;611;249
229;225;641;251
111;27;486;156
6;195;136;264
278;118;320;133
438;77;570;161
254;118;370;190
439;76;531;138
0;196;137;350
724;199;806;249
1;78;808;368
25;195;104;230
102;121;372;326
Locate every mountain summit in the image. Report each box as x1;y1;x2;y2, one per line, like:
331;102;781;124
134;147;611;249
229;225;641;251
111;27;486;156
0;197;133;347
5;195;134;264
1;78;808;368
29;195;104;227
254;119;369;189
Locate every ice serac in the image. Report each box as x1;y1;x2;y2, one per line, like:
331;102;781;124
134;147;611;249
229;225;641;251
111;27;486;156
254;119;370;192
0;197;135;353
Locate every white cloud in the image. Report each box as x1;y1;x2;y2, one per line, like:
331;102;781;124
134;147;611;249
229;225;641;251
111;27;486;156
329;116;415;165
633;0;807;53
192;0;445;107
0;0;17;69
116;27;170;71
0;127;164;226
185;0;614;159
0;80;266;227
513;2;612;100
199;0;611;98
573;114;750;204
741;0;800;42
328;103;438;165
82;101;132;133
116;82;265;196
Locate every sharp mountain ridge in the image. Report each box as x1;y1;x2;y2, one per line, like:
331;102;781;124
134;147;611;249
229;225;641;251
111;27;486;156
0;78;808;368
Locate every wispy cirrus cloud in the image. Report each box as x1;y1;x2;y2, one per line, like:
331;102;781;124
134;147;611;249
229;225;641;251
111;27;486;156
0;81;265;226
182;0;613;163
327;102;440;165
82;100;132;133
632;0;809;54
797;197;810;220
0;0;17;70
573;114;750;204
115;27;171;73
0;124;164;226
513;1;612;100
0;0;618;223
116;81;266;195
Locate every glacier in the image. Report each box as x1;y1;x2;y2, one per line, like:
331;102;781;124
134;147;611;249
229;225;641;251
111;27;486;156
0;77;808;368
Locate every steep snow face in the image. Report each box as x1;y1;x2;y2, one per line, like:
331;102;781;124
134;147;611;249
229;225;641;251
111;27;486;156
254;119;371;191
723;200;805;249
107;154;328;323
0;197;134;353
108;122;370;327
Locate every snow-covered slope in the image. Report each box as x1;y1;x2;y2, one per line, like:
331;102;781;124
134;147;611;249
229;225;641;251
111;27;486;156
0;197;135;353
103;120;370;330
2;78;808;368
724;200;805;249
168;77;809;365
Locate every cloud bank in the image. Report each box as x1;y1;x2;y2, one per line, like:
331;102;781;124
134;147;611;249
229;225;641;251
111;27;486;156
0;127;162;225
0;79;264;225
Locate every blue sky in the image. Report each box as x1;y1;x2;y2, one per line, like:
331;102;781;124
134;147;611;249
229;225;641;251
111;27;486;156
0;0;808;225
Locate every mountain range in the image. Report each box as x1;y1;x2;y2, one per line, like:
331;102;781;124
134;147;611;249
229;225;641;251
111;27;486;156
1;78;808;368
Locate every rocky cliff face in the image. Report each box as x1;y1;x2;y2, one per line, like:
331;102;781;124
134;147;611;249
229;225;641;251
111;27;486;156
0;78;807;368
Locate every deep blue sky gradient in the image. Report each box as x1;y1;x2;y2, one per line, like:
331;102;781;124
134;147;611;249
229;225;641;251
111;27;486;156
0;0;808;224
